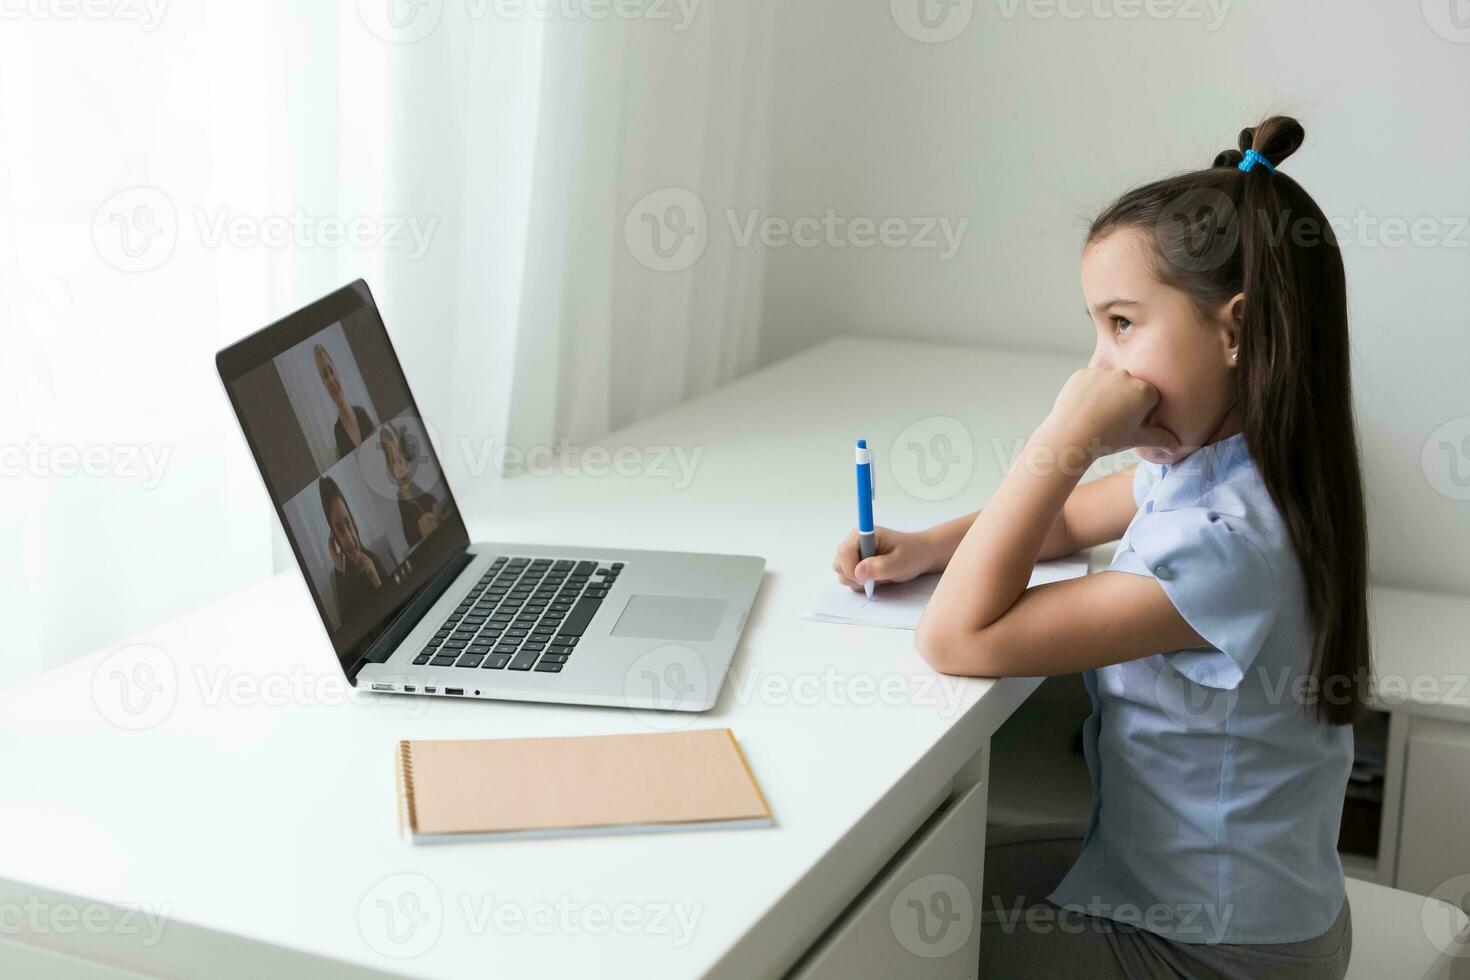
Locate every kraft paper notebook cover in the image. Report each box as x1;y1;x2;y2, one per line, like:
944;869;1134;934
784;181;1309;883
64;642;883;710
395;727;773;844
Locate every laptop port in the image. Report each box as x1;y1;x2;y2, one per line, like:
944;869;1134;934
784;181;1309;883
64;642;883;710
371;683;394;692
403;685;416;693
445;688;464;696
424;686;437;694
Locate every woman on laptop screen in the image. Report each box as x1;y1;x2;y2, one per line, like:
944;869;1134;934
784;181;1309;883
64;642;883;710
320;475;388;629
377;421;442;548
314;342;376;461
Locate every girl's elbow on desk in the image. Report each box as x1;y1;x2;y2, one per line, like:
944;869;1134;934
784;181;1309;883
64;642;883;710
914;617;1012;678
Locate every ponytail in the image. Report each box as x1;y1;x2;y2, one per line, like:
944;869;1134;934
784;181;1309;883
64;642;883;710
1090;116;1371;725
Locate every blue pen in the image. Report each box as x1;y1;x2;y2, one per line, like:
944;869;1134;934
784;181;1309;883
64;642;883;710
856;439;877;599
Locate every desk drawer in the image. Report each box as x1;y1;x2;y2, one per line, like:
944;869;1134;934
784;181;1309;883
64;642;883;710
790;779;987;980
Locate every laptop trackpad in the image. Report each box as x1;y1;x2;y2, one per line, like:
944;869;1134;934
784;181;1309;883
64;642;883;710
610;595;726;642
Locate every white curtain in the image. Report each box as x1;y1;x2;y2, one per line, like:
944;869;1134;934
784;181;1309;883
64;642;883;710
508;2;775;449
0;1;774;685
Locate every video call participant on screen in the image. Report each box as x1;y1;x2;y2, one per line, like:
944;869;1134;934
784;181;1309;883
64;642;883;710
320;475;388;628
314;343;376;461
378;422;440;547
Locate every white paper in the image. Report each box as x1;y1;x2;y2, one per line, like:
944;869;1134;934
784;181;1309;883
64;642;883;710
806;556;1091;631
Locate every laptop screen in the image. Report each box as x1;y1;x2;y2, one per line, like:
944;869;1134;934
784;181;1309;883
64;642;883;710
217;280;468;670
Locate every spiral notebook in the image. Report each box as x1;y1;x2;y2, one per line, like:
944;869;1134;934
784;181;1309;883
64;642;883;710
395;727;773;844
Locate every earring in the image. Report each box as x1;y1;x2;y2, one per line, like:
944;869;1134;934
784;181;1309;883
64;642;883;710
1231;352;1238;363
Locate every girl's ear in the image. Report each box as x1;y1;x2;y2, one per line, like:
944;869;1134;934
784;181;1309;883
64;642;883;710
1220;292;1245;365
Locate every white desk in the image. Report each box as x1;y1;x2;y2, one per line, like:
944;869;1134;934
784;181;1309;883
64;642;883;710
0;337;1087;978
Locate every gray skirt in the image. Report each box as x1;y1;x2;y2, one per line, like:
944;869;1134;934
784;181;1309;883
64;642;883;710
979;823;1352;979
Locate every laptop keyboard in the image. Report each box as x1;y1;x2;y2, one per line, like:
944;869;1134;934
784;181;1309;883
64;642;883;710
411;556;620;674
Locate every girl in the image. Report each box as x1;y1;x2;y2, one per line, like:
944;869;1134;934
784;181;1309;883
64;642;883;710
832;116;1366;978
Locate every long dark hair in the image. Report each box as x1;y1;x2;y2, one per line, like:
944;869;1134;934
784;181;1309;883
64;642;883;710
1089;116;1369;725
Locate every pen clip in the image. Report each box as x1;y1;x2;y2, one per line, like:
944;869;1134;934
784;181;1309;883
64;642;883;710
855;442;875;503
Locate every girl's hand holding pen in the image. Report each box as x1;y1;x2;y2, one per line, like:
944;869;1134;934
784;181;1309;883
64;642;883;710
832;526;938;594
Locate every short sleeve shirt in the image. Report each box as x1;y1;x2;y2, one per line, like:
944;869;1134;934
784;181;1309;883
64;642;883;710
1046;433;1354;944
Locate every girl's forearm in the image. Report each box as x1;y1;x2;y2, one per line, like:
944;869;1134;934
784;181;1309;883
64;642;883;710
921;421;1089;636
920;495;1077;573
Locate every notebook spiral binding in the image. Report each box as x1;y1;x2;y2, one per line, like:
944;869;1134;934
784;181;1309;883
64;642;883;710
396;740;418;840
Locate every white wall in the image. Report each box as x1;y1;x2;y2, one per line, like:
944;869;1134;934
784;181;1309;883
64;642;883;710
758;0;1470;595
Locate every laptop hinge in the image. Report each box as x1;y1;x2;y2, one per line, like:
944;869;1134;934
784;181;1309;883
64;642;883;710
345;548;475;684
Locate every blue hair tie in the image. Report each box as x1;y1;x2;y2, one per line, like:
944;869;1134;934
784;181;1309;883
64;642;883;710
1238;148;1276;174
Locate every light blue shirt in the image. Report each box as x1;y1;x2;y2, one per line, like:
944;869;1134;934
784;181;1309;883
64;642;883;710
1047;433;1353;944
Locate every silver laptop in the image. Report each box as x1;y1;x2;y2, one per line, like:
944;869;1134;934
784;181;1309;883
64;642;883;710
217;280;763;711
